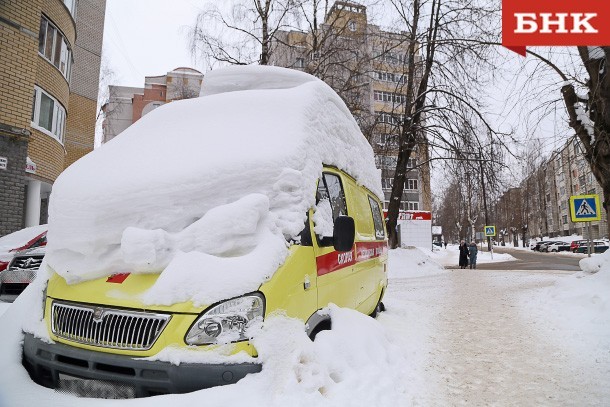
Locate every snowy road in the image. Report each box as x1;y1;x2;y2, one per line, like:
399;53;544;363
382;267;610;406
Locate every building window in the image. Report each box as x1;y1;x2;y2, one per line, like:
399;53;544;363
562;215;568;224
374;90;407;104
31;86;66;144
375;155;398;169
295;57;304;68
407;202;419;210
374;71;405;84
376;111;404;125
407;158;416;168
374;133;398;146
348;20;357;31
38;16;72;80
382;178;393;189
406;179;418;190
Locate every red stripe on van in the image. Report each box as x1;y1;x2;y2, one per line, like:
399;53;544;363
316;241;387;276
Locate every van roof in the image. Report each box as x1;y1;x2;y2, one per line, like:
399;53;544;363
47;66;382;290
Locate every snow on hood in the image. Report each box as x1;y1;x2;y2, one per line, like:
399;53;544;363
46;65;381;305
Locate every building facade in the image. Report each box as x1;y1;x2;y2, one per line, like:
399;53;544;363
495;136;608;243
0;0;106;236
102;67;203;143
270;1;431;211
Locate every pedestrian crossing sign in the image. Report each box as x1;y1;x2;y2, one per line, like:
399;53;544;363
484;226;496;236
569;194;601;222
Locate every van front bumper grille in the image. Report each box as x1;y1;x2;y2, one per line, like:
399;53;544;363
51;301;171;351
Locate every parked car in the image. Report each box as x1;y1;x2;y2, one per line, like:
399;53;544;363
574;240;609;254
0;246;46;302
540;241;564;252
570;239;587;252
532;241;552;251
0;226;47;272
547;242;571;252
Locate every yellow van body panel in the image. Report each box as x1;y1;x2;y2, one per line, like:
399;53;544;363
259;243;317;321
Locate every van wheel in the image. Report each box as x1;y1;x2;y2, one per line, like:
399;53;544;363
308;320;331;341
369;301;385;319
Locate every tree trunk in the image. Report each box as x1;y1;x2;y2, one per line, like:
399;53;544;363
558;47;610;236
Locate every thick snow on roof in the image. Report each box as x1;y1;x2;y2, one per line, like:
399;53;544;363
47;65;381;302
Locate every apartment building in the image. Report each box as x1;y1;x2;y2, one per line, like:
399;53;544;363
0;0;106;236
548;138;607;238
102;67;203;143
495;137;608;242
270;1;431;211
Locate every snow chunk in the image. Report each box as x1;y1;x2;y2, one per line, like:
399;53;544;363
46;65;381;305
574;103;595;140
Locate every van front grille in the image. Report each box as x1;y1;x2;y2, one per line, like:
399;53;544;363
51;301;171;351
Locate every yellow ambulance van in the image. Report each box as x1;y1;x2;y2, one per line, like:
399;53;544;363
22;66;388;397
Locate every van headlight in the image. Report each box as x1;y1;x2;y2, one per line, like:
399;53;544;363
185;293;265;345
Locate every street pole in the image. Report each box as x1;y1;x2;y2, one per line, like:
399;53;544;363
479;148;491;251
587;221;592;258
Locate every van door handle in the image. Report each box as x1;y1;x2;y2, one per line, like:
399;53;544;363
303;275;311;290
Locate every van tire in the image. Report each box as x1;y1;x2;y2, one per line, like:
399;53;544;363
308;319;331;341
369;301;385;319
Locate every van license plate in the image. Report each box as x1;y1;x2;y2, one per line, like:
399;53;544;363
57;373;136;398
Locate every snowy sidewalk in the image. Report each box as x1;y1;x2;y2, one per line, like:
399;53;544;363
382;268;610;406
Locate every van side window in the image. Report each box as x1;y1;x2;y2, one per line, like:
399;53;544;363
314;173;348;246
368;196;385;239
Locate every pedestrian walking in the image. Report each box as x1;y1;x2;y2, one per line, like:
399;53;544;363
444;241;448;249
468;241;478;269
458;240;469;269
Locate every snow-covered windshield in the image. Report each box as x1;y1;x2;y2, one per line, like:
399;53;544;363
46;65;381;305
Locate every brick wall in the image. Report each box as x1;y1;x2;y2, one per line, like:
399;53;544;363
0;136;28;236
69;0;106;100
0;0;41;131
64;93;95;168
27;128;65;182
64;0;106;169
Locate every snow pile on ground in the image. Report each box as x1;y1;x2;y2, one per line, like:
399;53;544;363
0;224;47;262
580;248;610;274
0;288;411;407
520;249;610;360
45;65;381;306
388;247;447;278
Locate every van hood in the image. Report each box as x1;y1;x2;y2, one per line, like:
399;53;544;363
46;65;381;307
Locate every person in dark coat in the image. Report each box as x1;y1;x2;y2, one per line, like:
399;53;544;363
468;241;478;269
458;240;469;269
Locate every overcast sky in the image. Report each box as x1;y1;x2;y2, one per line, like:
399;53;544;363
102;0;204;87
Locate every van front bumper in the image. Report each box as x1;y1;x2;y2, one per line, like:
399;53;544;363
22;333;262;397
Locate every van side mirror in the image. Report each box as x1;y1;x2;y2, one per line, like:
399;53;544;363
333;216;355;252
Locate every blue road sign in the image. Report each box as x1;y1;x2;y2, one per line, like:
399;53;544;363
569;195;601;222
484;226;496;236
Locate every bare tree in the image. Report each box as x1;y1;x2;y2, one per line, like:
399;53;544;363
188;0;300;67
383;0;509;248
